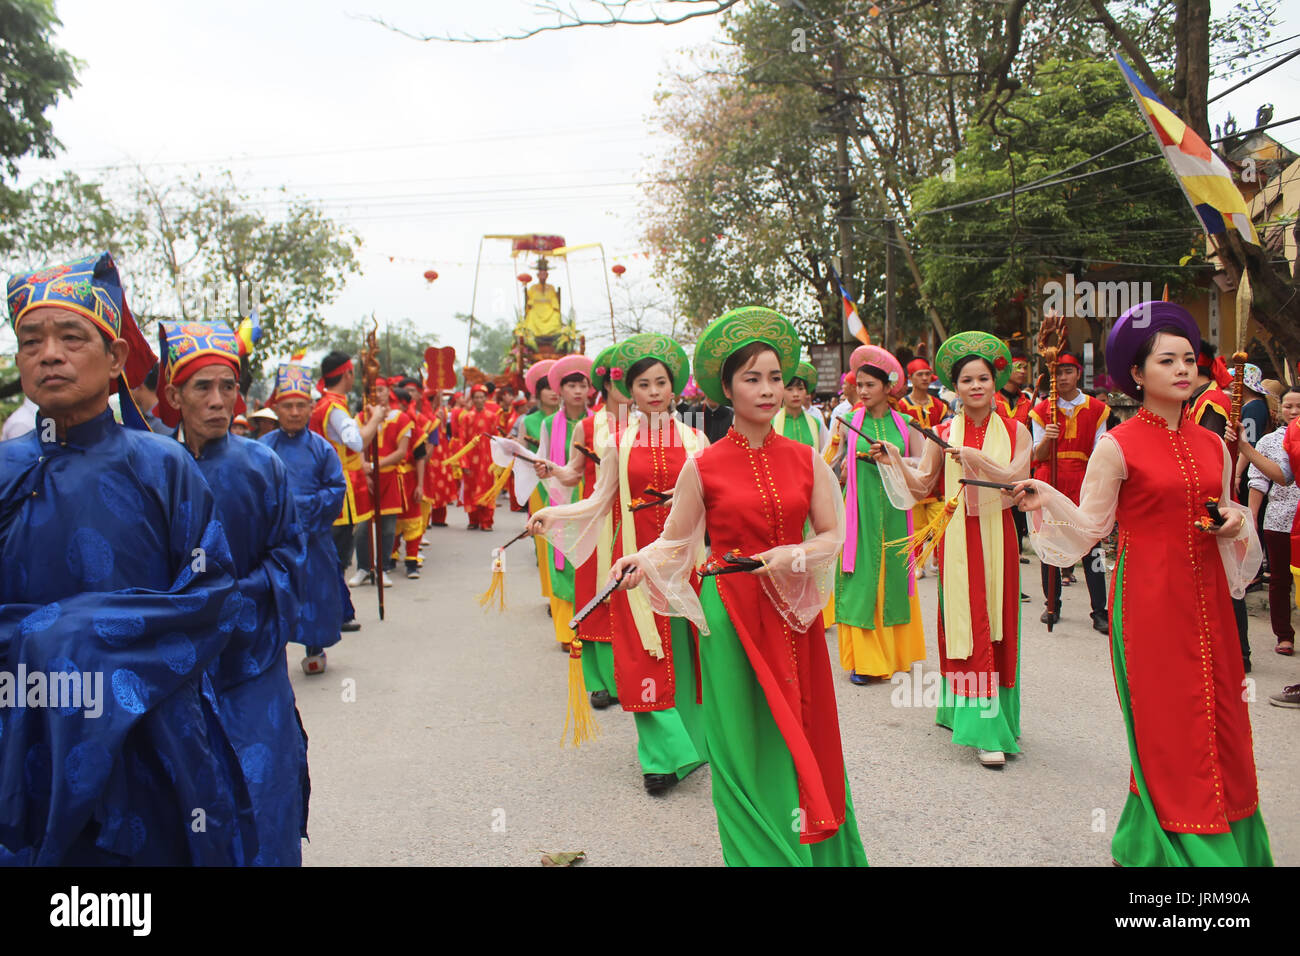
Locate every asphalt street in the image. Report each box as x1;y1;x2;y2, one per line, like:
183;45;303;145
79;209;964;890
291;507;1297;866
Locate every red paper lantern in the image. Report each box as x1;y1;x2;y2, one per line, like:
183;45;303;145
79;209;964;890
611;264;626;277
423;269;438;282
517;273;532;284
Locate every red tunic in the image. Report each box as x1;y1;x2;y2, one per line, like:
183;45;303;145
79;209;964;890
696;428;849;845
310;391;373;524
422;411;458;507
609;418;698;710
1286;419;1300;580
1029;394;1109;504
934;412;1020;694
897;393;948;429
398;410;428;522
995;389;1032;426
1108;408;1259;833
365;408;413;515
574;413;622;645
457;405;500;510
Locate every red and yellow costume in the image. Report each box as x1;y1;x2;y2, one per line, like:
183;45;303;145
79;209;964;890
995;389;1033;426
1029;392;1110;504
459;393;502;530
310;390;373;524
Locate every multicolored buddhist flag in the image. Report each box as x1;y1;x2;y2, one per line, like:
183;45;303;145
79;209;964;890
235;305;262;356
827;261;870;345
1115;52;1258;246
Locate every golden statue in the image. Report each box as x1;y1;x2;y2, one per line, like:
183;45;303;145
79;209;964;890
515;257;578;353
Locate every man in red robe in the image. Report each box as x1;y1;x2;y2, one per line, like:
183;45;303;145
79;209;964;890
1030;353;1110;632
459;383;502;531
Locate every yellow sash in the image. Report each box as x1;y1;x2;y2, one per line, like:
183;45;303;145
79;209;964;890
940;412;1011;660
618;411;702;660
593;409;615;586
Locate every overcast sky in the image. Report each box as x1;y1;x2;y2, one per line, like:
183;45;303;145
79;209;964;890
9;0;1299;363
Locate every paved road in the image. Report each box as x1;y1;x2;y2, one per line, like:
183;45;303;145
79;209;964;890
292;507;1297;866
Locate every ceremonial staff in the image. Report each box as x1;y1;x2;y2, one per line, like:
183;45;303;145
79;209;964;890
1229;270;1253;437
1037;311;1066;633
363;315;385;621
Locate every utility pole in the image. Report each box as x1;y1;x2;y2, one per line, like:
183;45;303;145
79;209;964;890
885;220;895;350
831;46;857;345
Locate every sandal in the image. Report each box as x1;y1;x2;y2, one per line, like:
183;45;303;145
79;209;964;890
1276;641;1295;656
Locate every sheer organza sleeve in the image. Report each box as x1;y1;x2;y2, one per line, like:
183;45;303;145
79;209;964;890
1025;434;1125;568
631;456;708;633
1215;437;1264;598
957;420;1033;516
756;446;845;631
878;439;943;510
535;445;619;567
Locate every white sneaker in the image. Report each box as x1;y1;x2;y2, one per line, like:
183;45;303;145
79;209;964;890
917;567;926;579
380;571;393;587
977;749;1006;768
347;569;369;587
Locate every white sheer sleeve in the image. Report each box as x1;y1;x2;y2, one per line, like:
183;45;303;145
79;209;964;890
1025;434;1125;568
754;446;845;631
958;420;1033;516
1215;438;1264;598
878;439;944;510
632;455;708;632
535;446;620;567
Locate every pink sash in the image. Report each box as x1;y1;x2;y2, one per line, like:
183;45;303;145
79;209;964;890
842;406;911;577
548;410;569;571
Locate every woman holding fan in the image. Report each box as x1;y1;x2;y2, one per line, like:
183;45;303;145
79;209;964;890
1014;302;1271;867
831;344;927;686
609;308;867;866
529;334;709;796
869;331;1030;769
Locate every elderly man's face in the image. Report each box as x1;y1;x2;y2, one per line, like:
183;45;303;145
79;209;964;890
276;396;311;434
170;364;239;444
15;307;127;422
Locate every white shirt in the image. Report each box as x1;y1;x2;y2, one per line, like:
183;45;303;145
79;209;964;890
1031;390;1107;449
1;397;37;440
1248;425;1298;533
326;405;363;452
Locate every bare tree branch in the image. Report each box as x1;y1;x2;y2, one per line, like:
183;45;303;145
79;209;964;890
360;0;742;44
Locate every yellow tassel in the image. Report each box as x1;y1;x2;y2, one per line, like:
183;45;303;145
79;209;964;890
887;491;963;571
823;432;841;465
562;639;600;748
441;434;481;466
476;549;507;612
475;463;513;506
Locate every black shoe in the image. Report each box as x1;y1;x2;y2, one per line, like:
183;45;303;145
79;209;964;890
1243;656;1252;674
468;522;479;530
643;773;678;795
432;521;448;527
1040;610;1060;625
1091;611;1110;635
1019;556;1030;565
589;690;617;710
341;619;361;632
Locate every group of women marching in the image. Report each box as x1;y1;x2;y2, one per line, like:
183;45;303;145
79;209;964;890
512;302;1273;869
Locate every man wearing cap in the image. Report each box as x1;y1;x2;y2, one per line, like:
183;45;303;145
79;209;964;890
156;319;310;866
897;357;950;428
250;406;279;438
1;253;256;864
1030;351;1111;632
261;363;350;674
310;352;382;592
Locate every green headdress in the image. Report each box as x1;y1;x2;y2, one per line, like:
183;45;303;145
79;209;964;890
609;333;690;399
692;307;801;407
934;330;1012;391
590;343;619;395
791;360;818;393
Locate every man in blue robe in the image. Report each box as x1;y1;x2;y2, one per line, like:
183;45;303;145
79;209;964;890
1;252;256;865
260;362;348;674
157;319;310;866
